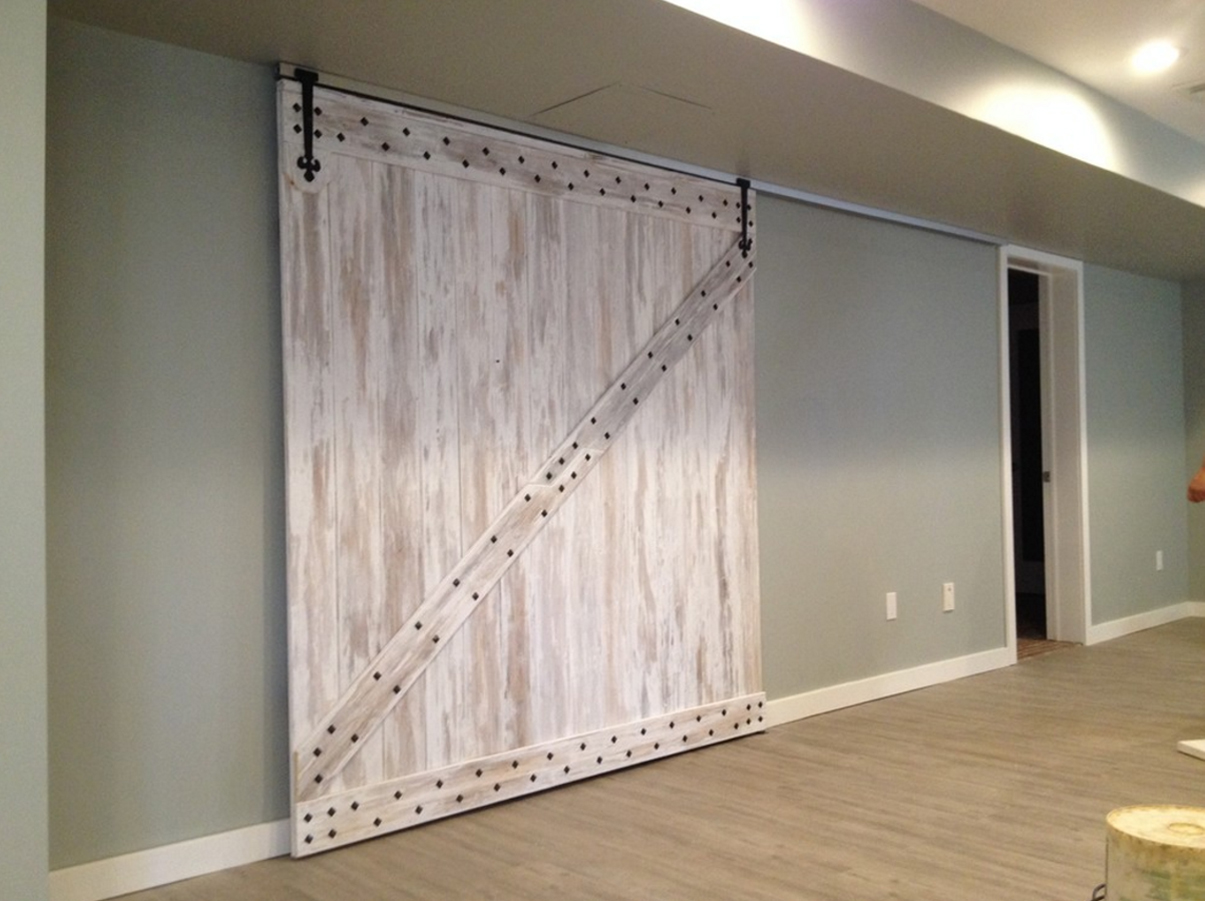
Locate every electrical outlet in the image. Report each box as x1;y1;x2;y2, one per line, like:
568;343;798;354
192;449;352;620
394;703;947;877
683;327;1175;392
942;582;955;612
1156;550;1164;571
886;591;898;621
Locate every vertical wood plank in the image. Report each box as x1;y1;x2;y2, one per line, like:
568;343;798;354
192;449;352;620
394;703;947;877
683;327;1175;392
412;170;464;772
327;156;387;790
281;164;338;747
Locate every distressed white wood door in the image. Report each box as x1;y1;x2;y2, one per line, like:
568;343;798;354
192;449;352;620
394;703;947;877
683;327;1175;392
278;78;762;857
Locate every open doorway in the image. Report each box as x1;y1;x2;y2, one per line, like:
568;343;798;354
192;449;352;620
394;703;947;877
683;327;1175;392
1001;247;1090;657
1008;268;1046;640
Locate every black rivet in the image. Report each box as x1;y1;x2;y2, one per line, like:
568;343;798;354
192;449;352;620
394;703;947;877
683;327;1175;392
580;742;587;750
654;743;660;749
453;578;460;586
313;748;321;757
524;494;531;501
494;783;501;792
547;752;554;760
611;736;618;743
490;535;497;543
305;835;313;844
568;183;575;191
402;127;410;136
314;129;322;139
292;102;302;112
530;774;537;782
669;721;675;729
476;769;483;777
596;756;603;764
393;685;401;694
351;733;359;743
709;729;714;736
327;725;336;734
315;775;323;783
482;147;490;155
683;735;688;743
337;133;345;142
472;592;479;600
328;829;336;838
583;169;590;177
442;136;450;145
640;728;647;735
500;167;507;175
551;161;558;169
519;156;525;164
437;779;444;788
351;801;360;810
462;160;470;169
456;794;464;803
382;142;390;151
507;549;514;557
564;765;570;773
395;791;403;800
373;672;381;681
304;813;313;822
293;124;302;134
415;621;423;630
423;151;431;160
373;818;382;827
626;750;632;758
512;760;519;769
415;805;423;814
360;117;369;126
541;510;548;517
616;176;622;184
432;635;440;644
535;174;541;183
328;807;336;816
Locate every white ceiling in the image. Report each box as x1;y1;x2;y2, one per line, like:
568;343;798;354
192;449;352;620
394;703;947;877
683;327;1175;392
47;0;1205;280
911;0;1205;146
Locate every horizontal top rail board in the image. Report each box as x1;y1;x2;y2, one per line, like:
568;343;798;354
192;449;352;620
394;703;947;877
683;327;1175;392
279;81;749;235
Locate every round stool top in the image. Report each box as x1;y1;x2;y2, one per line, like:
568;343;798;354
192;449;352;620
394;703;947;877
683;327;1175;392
1108;806;1205;850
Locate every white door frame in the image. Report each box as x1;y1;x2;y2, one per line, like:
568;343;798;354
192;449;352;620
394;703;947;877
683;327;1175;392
999;246;1092;654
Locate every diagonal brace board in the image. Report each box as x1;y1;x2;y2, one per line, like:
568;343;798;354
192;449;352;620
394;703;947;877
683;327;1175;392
295;239;756;800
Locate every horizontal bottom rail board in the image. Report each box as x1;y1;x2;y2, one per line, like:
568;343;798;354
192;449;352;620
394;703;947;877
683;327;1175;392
293;692;767;856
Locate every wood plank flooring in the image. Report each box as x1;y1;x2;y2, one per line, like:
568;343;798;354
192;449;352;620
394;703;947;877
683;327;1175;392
118;619;1205;900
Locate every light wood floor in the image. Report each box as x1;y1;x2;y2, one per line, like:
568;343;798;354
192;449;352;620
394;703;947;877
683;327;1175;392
119;619;1205;900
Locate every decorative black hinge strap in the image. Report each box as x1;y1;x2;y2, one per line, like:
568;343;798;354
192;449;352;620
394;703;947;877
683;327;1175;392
737;178;752;255
296;68;321;183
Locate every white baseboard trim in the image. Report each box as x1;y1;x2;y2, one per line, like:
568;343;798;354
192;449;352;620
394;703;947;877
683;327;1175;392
1086;601;1205;646
764;646;1013;728
49;818;290;901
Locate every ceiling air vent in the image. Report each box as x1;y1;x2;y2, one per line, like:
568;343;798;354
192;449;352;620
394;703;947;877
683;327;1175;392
1176;80;1205;103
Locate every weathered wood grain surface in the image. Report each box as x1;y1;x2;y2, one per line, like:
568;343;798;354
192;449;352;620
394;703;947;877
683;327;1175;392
279;80;761;854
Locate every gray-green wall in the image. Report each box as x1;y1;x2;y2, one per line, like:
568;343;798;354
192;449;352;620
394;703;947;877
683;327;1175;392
46;20;287;867
3;2;49;898
45;19;1198;871
1185;280;1205;602
755;197;1005;698
1083;266;1189;623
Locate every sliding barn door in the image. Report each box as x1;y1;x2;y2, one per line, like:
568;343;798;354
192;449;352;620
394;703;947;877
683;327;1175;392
277;77;762;857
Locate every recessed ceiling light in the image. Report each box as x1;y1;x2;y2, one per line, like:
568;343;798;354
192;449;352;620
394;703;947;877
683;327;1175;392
1131;40;1182;74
